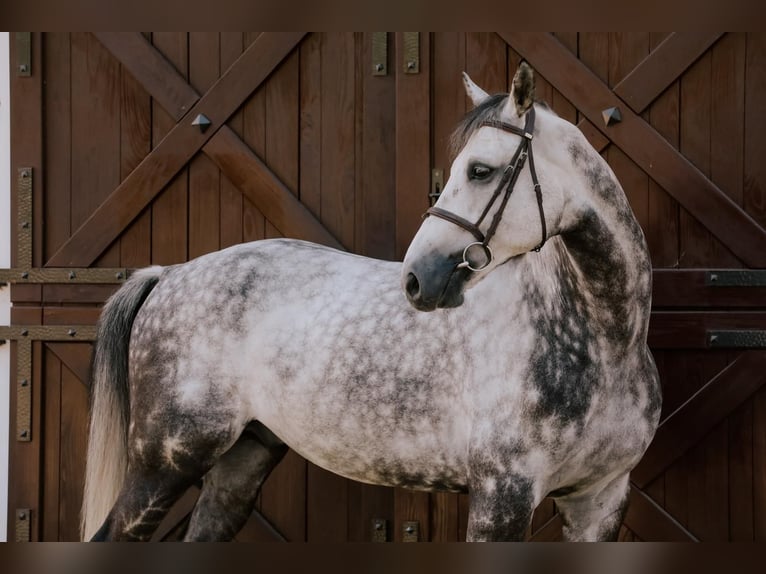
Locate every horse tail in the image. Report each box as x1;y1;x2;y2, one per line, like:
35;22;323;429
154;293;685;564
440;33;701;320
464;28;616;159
80;266;162;541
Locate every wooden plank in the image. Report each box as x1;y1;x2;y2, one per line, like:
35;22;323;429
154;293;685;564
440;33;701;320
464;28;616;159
615;32;724;113
394;489;430;542
395;32;431;260
433;31;466;160
204;128;342;248
46;32;307;267
711;33;745;206
8;340;43;540
219;33;245;249
42;284;118;304
188;33;221;259
728;401;754;541
71;33;122;268
10;284;41;304
633;351;766;488
118;33;153;269
608;33;650;88
529;513;563;541
499;32;766;268
652;270;766;308
42;33;71;262
94;32;199;121
647;74;680;268
430;492;459;542
58;365;88;540
10;32;42;269
648;312;766;349
150;33;189;267
624;485;697;541
299;33;322;221
46;343;92;387
687;419;729;541
242;32;267;244
346;482;394;542
679;48;739;268
466;32;507;95
318;33;356;250
41;349;61;541
306;464;348;542
457;493;470;541
259;450;306;541
744;33;766;229
755;385;766;541
358;32;396;260
607;34;650;232
8;35;43;538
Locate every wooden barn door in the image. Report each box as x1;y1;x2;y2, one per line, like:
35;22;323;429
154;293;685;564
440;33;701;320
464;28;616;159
3;32;431;542
435;32;766;542
4;32;766;542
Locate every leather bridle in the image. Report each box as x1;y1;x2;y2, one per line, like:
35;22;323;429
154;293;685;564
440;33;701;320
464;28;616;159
424;106;547;272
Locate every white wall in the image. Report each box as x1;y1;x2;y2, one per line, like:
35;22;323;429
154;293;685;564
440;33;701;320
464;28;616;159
0;31;12;543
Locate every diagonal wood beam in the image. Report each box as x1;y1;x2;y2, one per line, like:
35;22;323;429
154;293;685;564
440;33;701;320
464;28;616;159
499;32;766;268
625;485;698;541
614;32;724;113
45;342;92;387
633;350;766;488
95;32;341;251
47;32;307;267
94;32;199;122
204;129;342;249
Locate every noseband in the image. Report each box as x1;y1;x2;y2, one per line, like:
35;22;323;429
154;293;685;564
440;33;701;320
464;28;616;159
424;106;547;271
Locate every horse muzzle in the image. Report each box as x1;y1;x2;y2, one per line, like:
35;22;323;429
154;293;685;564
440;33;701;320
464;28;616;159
402;254;469;312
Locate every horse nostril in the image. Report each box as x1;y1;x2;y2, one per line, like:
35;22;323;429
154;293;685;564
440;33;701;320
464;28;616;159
405;272;421;300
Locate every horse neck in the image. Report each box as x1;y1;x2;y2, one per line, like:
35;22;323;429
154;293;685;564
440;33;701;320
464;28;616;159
523;185;653;349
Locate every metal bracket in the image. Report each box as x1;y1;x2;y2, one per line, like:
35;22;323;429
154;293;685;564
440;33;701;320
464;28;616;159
0;167;128;287
16;509;31;542
708;330;766;349
402;520;419;542
16;33;31;76
371;518;388;542
706;270;766;287
372;33;388;76
1;326;98;442
430;168;444;206
403;33;419;74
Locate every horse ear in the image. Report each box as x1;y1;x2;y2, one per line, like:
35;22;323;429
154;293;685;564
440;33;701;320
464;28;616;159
508;61;535;117
462;72;490;108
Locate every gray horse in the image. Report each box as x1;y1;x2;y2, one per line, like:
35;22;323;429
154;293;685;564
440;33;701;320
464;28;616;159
81;62;660;542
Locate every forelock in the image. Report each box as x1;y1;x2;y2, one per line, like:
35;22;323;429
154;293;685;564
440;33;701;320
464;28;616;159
449;93;508;159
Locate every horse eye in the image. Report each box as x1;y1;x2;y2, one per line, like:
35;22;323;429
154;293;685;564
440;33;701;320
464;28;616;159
469;164;493;181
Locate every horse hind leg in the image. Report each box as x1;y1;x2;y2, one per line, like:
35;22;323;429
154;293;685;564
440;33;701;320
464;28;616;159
553;472;630;541
183;422;288;541
91;413;243;541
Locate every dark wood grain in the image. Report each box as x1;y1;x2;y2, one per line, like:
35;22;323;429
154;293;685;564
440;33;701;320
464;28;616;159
47;33;306;267
94;32;199;121
624;485;698;541
634;351;766;488
395;32;431;260
615;32;724;113
42;33;71;263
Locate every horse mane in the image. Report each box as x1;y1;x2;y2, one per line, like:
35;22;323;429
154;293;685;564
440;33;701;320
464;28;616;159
449;94;551;160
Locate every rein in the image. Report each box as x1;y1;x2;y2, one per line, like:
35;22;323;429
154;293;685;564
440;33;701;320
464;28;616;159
424;106;547;271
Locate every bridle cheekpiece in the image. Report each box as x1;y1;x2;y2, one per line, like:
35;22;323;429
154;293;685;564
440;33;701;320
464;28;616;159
424;106;547;272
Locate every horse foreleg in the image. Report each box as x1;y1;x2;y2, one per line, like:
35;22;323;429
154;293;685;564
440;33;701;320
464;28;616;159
465;473;536;541
183;423;288;541
554;472;630;541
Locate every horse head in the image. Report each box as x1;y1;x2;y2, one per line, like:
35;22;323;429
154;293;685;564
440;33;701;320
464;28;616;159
402;62;582;311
